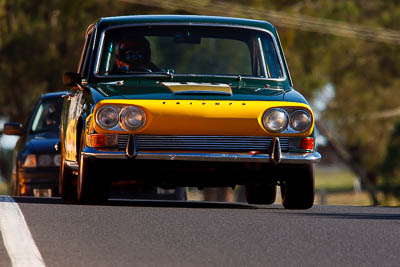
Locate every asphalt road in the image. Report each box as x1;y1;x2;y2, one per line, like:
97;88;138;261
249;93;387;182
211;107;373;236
1;197;400;267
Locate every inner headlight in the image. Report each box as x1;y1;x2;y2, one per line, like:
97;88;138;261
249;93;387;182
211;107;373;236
53;154;61;166
290;110;312;132
96;106;118;129
38;155;52;167
262;108;288;133
120;107;146;131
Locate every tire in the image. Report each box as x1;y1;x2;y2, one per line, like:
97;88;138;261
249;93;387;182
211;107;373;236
77;131;110;204
13;180;21;196
246;183;277;205
173;187;188;201
281;164;315;209
11;181;17;196
12;162;21;196
59;155;77;200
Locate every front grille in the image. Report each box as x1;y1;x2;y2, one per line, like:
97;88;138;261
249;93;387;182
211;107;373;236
118;135;289;152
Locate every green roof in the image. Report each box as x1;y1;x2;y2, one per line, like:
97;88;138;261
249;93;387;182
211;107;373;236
96;15;276;33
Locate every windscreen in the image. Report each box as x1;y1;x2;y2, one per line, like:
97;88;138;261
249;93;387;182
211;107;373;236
96;25;284;79
30;97;63;134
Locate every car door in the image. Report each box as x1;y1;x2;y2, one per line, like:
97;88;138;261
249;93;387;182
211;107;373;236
62;25;95;162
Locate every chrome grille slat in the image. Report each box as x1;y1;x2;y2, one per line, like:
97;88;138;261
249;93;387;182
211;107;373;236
117;135;289;151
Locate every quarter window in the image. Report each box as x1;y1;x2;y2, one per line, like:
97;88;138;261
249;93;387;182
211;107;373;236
78;25;96;79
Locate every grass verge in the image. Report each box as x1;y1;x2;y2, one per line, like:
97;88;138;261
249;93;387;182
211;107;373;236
0;181;9;195
315;165;380;206
315;166;357;193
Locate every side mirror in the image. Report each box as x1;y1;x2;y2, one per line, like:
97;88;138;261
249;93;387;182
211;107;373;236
3;123;24;136
63;72;82;87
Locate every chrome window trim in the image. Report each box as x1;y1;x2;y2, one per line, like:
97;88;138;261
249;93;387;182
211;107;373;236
275;29;293;87
93;23;288;82
257;37;268;78
77;24;96;74
90;26;98;73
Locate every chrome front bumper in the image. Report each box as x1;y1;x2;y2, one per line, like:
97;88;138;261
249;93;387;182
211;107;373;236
82;147;321;164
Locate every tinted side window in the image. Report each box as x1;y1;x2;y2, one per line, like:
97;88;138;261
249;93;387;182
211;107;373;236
78;25;95;79
262;37;283;78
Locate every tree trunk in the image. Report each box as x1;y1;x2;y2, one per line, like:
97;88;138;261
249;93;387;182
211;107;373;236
4;0;15;34
316;121;379;205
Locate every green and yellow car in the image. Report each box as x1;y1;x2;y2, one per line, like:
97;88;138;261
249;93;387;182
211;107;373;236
60;15;321;208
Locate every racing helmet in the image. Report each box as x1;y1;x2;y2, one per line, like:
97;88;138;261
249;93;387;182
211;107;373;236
115;37;151;66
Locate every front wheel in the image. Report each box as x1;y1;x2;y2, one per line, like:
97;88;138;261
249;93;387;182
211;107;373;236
281;164;315;209
77;132;110;204
12;161;23;196
173;187;188;201
59;155;77;200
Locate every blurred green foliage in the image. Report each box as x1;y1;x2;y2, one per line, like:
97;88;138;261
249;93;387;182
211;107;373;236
0;0;133;122
1;0;400;202
0;145;12;181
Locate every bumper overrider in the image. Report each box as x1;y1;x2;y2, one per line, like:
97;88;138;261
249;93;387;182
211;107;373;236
82;135;321;164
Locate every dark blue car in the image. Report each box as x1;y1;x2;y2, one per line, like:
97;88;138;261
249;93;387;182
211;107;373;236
4;92;64;197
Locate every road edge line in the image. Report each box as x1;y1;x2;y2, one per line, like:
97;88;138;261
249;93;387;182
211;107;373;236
0;196;46;267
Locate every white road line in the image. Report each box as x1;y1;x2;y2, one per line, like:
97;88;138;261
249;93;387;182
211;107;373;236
0;196;46;267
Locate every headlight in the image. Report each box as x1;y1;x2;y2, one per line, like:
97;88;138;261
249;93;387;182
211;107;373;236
22;154;37;168
120;107;146;131
96;106;119;129
38;155;52;167
290;110;312;132
53;154;61;166
262;108;288;133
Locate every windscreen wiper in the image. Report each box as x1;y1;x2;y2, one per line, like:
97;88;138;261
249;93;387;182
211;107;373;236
120;69;175;79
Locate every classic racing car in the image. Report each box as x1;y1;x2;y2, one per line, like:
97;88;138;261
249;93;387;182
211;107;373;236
60;15;321;208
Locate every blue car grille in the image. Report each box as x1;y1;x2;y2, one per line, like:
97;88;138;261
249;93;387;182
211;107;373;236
118;135;289;152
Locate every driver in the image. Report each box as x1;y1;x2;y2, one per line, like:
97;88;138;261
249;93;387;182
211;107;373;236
114;37;157;73
44;103;60;129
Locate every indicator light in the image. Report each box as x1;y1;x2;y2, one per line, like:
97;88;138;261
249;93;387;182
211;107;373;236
301;137;314;150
